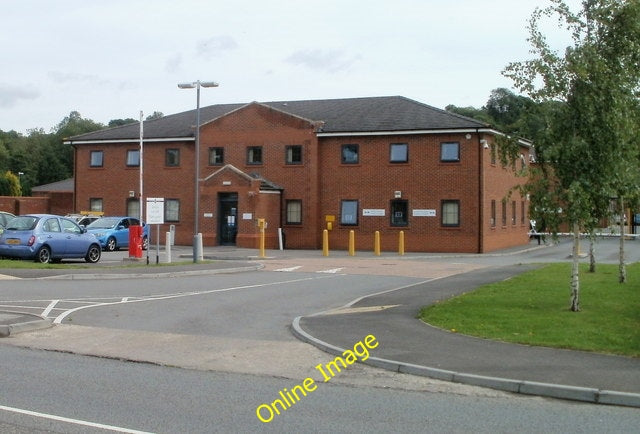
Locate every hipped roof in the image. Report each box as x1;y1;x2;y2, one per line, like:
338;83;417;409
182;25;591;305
65;96;491;143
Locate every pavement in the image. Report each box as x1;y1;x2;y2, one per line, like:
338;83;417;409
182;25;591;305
0;239;639;407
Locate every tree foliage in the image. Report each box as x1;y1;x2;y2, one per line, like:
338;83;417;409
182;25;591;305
502;0;640;309
0;110;161;196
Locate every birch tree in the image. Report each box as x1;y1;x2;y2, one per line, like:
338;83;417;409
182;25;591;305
504;0;640;310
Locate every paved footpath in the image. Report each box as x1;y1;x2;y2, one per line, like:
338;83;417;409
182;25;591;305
293;262;640;407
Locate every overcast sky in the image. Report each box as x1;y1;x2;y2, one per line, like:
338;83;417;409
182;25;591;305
1;0;582;134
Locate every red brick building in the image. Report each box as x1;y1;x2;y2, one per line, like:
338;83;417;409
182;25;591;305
66;96;531;253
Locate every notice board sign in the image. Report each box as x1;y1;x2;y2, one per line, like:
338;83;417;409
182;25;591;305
146;198;165;224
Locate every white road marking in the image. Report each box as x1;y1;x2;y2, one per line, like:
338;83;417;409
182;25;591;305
274;266;303;272
0;403;153;433
41;299;59;317
53;275;336;324
316;268;344;274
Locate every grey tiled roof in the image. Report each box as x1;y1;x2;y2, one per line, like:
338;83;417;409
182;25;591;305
66;96;490;142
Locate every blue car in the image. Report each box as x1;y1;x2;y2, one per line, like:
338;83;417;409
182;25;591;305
85;217;149;252
0;214;102;263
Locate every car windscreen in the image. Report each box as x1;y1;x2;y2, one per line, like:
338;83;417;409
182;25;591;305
6;216;38;231
86;218;120;229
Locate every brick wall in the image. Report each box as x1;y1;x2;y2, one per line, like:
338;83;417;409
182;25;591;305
72;104;530;253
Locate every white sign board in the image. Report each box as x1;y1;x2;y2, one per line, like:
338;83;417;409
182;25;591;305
363;209;386;217
413;209;437;217
146;198;165;224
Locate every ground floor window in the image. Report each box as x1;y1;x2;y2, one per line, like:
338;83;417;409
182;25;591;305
491;200;496;227
90;198;103;212
341;200;358;225
286;200;302;224
441;200;460;227
127;198;140;218
165;199;180;222
390;199;408;226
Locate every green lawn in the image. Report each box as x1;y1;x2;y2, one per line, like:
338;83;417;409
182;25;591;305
419;263;640;357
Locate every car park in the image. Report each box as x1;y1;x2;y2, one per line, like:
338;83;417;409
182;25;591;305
0;214;101;263
66;212;103;227
85;216;149;251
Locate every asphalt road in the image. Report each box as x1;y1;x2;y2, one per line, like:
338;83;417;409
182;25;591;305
0;238;638;432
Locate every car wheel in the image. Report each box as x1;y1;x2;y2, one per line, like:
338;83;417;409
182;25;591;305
85;244;101;263
142;235;148;251
106;237;117;251
36;246;51;263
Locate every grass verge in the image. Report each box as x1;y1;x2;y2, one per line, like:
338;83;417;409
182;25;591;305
419;263;639;357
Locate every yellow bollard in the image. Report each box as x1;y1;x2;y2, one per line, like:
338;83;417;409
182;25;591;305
399;230;405;256
323;229;329;256
348;230;355;256
259;228;266;259
374;231;381;256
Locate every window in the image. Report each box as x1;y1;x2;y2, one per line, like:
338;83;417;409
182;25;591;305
126;150;140;167
61;219;81;234
490;144;497;165
340;200;358;225
209;147;224;165
90;198;103;212
341;144;359;164
90;151;103;167
441;200;460;227
440;142;460;162
165;199;180;222
286;145;303;165
43;218;61;233
390;200;408;226
127;198;140;218
390;143;408;163
166;149;180;167
247;146;263;165
286;200;302;224
490;200;496;227
501;199;507;226
521;201;526;225
512;201;517;225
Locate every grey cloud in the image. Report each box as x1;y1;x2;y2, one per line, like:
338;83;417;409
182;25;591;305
197;36;238;58
285;48;361;73
0;84;40;108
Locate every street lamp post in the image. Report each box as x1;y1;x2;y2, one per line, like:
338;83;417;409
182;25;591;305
178;80;219;262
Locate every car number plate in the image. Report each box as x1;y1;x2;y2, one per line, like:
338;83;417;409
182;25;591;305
6;239;20;245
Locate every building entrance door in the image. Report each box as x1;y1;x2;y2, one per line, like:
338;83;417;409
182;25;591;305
218;193;238;245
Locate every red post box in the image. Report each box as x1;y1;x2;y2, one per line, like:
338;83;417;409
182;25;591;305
128;225;143;258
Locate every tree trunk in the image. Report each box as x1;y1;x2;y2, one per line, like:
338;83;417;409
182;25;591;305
570;222;581;312
619;196;627;283
589;236;596;273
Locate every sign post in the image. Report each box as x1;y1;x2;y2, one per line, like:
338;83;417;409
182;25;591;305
146;198;165;264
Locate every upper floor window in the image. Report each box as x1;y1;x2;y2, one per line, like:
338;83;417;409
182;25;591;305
165;148;180;167
209;147;224;165
247;146;263;165
286;145;303;165
390;143;408;163
341;144;359;164
90;151;103;167
126;150;140;167
440;142;460;162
